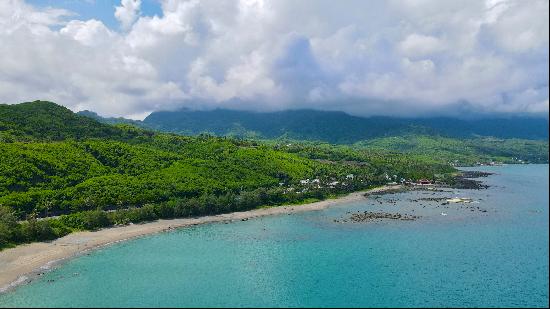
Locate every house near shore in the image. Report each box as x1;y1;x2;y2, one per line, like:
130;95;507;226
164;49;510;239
417;179;432;185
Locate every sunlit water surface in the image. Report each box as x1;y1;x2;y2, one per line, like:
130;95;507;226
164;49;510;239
0;165;548;307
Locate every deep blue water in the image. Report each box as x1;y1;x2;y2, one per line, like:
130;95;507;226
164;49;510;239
0;165;548;307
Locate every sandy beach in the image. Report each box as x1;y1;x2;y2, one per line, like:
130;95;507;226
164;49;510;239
0;186;398;293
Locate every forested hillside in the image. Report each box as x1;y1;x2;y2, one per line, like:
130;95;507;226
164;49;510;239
1;101;123;142
355;135;549;165
139;108;549;142
80;107;548;165
1;101;455;249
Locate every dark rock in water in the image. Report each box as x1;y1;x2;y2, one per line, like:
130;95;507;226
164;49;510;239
410;187;447;192
348;211;419;223
461;171;493;178
451;178;488;190
447;171;492;189
416;197;449;202
449;171;493;190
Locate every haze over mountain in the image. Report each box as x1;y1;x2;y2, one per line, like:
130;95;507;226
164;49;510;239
78;107;549;144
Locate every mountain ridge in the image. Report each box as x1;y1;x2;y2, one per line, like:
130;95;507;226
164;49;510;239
138;108;549;142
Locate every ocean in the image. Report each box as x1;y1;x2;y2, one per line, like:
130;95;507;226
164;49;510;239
0;164;548;307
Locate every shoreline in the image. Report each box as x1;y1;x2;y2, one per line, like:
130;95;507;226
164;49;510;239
0;185;398;294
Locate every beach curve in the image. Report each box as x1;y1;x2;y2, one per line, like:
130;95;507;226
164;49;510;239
0;185;399;294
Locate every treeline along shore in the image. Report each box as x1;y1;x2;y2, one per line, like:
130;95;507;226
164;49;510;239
0;171;497;293
0;187;392;293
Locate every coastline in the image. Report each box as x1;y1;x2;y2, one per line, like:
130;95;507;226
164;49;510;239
0;185;398;294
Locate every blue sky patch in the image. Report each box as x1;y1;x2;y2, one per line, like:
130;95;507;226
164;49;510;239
27;0;162;30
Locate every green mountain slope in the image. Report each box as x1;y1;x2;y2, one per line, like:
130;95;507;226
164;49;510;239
140;108;549;142
356;135;549;165
80;107;549;165
1;101;454;249
0;101;125;142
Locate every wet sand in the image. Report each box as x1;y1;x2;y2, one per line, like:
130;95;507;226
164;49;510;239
0;186;398;293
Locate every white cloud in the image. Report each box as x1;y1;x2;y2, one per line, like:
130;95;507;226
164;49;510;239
0;0;547;118
60;20;114;46
115;0;141;30
484;0;549;53
399;34;445;58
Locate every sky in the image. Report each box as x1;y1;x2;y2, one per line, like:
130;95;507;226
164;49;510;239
0;0;548;119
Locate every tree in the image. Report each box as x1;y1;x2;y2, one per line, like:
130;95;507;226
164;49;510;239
0;206;18;248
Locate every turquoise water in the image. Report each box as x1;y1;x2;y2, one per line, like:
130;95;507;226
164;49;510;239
0;165;548;307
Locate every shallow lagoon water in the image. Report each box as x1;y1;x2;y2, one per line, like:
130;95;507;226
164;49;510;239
0;165;548;307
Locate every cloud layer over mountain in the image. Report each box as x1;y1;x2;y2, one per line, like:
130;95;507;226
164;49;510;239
0;0;548;118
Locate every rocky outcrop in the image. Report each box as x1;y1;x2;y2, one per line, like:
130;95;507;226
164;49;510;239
334;211;420;223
